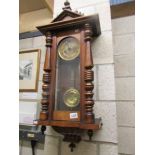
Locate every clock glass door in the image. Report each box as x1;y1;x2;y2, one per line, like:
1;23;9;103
54;37;80;120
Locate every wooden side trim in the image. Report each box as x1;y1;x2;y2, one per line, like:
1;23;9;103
39;32;52;121
111;1;135;19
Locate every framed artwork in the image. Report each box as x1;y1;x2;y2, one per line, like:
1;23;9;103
19;49;41;92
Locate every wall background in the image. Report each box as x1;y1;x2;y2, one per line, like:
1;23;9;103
112;15;135;155
19;1;135;155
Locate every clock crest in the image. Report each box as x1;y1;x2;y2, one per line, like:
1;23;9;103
34;0;102;151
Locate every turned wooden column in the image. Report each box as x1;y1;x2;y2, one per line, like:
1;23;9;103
40;32;52;121
84;23;95;123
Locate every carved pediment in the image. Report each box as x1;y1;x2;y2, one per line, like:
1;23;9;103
52;0;83;23
37;1;101;37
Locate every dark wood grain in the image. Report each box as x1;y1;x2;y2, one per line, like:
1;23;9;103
37;14;101;37
53;111;80;121
36;1;102;147
84;24;94;123
35;118;102;130
39;32;52;121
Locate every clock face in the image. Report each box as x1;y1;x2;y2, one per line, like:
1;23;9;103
63;88;80;108
58;37;80;61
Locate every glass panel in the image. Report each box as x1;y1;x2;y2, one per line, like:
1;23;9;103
55;37;80;111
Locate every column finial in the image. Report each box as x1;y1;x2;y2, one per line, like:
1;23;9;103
63;0;71;10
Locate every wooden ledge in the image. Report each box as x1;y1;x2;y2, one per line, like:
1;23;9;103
34;118;102;130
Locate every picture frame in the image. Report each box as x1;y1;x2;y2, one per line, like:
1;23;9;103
19;49;41;92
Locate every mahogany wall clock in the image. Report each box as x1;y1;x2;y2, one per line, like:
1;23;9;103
34;1;102;151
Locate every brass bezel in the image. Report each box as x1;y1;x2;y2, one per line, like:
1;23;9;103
63;88;80;108
58;37;80;61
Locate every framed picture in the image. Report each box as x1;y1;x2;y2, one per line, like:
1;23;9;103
19;49;41;92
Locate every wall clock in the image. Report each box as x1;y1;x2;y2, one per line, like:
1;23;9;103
34;1;102;151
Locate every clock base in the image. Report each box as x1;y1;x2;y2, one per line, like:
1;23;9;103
34;118;102;130
34;118;102;152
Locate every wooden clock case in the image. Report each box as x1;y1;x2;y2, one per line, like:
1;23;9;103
34;1;102;151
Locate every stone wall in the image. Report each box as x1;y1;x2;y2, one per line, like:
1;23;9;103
112;16;135;155
19;0;118;155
